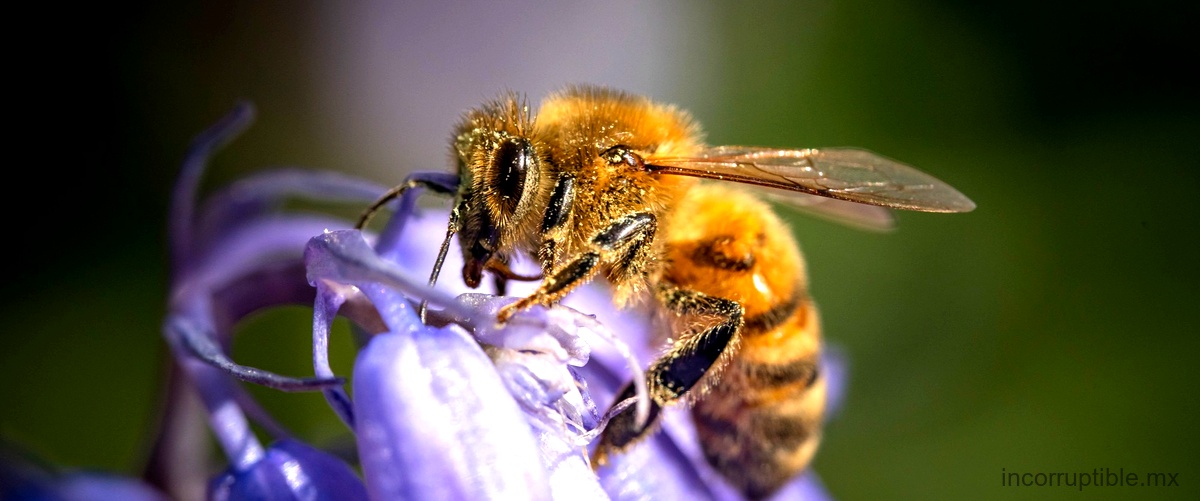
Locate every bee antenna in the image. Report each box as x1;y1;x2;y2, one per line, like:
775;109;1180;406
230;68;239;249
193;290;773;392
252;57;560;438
420;213;458;323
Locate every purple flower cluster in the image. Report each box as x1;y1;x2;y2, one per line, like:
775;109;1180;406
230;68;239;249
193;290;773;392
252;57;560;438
4;103;845;500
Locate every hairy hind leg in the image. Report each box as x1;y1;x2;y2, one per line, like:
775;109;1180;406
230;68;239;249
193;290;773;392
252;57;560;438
592;285;744;466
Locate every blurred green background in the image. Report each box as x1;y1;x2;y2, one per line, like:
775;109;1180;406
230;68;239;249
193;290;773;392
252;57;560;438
3;1;1197;500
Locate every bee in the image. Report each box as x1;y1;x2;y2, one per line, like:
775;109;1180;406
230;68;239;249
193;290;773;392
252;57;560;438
357;85;974;497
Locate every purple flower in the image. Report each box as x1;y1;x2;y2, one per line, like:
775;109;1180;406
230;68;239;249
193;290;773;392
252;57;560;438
151;103;845;500
160;103;371;500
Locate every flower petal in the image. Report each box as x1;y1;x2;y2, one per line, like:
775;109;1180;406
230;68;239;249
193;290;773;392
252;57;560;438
454;294;592;366
821;346;850;421
304;230;471;321
170;102;256;271
55;474;172;501
196;168;388;249
1;454;170;501
766;471;836;501
352;325;552;500
208;439;367;501
481;302;628;501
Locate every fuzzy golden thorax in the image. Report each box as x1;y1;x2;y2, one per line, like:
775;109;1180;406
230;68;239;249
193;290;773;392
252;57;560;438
451;85;705;300
530;85;703;303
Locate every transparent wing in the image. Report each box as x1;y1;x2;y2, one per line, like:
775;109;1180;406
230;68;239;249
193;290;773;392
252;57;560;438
646;146;976;213
758;189;896;232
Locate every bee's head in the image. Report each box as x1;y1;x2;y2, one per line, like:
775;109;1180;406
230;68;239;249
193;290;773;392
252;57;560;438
450;94;541;288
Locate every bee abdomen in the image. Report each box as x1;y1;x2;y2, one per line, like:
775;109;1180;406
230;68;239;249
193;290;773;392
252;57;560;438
743;358;819;389
692;293;825;500
692;367;826;500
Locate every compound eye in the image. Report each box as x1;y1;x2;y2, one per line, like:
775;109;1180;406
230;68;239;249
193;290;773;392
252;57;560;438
492;138;533;215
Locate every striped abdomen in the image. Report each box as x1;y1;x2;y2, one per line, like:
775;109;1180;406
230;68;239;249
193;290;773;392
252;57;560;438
691;290;825;500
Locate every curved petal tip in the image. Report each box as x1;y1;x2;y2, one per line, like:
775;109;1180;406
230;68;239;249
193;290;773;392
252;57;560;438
208;439;367;501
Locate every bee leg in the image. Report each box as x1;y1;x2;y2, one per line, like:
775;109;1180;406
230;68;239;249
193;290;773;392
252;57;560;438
592;286;744;465
604;217;659;287
492;274;508;296
648;286;745;401
537;175;576;271
497;212;656;323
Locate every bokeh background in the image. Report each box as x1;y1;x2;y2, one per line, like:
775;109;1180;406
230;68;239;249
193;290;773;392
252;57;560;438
4;1;1197;500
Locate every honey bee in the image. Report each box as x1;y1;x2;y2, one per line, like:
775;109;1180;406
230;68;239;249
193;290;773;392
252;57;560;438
357;85;974;498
